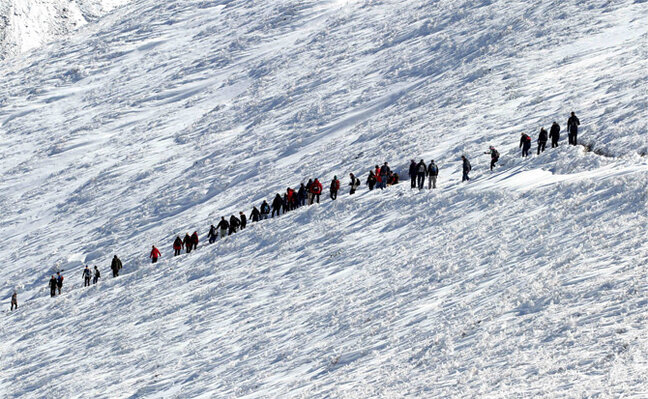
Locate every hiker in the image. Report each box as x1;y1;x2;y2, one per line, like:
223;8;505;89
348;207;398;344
229;214;240;235
366;170;376;190
217;217;229;237
485;146;499;171
306;179;314;204
191;231;199;249
207;225;217;244
379;163;390;189
260;201;270;219
349;173;360;194
93;266;100;284
111;255;122;277
537;128;548;155
49;276;57;297
56;272;64;295
520;133;532;157
239;212;247;229
416;159;427;189
183;233;193;253
272;194;283;217
390;173;399;185
250;207;260;223
427;160;439;188
310;179;323;204
550;121;561;148
297;184;307;207
10;292;17;310
291;191;299;209
567;112;580;145
409;160;417;189
330;177;340;200
461;155;471;182
286;188;295;211
82;266;91;287
282;193;289;214
173;235;183;255
374;166;383;190
150;246;161;263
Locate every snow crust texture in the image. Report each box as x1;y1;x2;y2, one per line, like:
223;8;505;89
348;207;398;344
0;0;647;398
0;0;129;60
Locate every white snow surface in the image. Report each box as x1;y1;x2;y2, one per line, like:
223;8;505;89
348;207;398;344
0;0;130;60
0;0;647;397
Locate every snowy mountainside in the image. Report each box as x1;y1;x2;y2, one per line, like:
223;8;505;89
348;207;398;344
0;0;129;60
0;0;647;397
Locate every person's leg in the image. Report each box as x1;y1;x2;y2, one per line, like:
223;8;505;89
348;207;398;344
316;194;320;203
432;176;437;188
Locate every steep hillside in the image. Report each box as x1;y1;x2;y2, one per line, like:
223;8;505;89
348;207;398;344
0;0;129;60
0;0;646;397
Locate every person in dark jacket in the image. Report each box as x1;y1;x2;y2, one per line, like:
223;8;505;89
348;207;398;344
93;266;100;284
183;233;193;253
191;231;199;250
239;212;247;229
484;146;499;171
173;235;183;255
297;184;307;207
520;133;532;157
10;291;17;310
330;176;340;200
366;170;376;190
416;159;427;189
408;160;417;189
217;217;229;238
380;162;390;189
250;207;260;222
260;201;270;219
550;121;561;148
282;193;289;214
207;225;217;244
56;272;64;295
537;128;548;155
461;155;471;182
272;194;283;217
390;173;399;185
427;160;439;188
111;255;122;277
349;173;360;194
229;215;240;235
82;266;91;287
567;112;580;145
49;276;57;297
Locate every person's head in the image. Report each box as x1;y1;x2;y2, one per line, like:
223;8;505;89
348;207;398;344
57;272;60;276
85;265;88;269
461;155;466;160
152;245;155;249
334;175;337;180
239;211;243;215
384;162;388;165
375;165;379;169
411;159;415;163
553;121;556;124
431;159;435;163
571;111;575;116
420;159;424;163
52;275;55;278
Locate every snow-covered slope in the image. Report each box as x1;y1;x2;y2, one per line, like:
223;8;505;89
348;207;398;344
0;0;129;60
0;0;647;397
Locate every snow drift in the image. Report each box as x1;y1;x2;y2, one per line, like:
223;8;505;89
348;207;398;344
0;0;646;397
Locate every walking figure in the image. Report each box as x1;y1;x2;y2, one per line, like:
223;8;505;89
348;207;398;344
82;266;91;287
10;292;17;311
461;155;471;182
567;112;580;145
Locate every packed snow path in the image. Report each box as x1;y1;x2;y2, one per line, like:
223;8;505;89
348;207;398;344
0;0;647;397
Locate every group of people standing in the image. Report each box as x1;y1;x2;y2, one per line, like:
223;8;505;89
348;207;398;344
519;112;581;157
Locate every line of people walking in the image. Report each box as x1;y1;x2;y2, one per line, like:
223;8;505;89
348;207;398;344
12;112;582;308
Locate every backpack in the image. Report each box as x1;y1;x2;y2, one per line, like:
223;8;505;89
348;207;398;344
493;150;499;160
429;164;438;175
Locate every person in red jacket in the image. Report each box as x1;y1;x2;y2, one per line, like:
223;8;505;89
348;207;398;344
191;231;199;250
150;246;161;263
286;188;295;210
173;236;183;256
309;178;323;204
330;176;340;200
374;166;383;190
